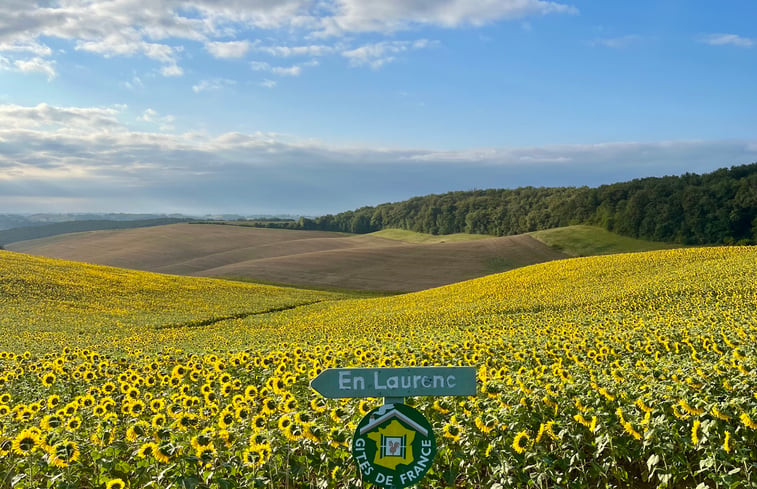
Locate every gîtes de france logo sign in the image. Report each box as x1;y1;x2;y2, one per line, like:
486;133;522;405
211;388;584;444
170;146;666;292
310;367;476;488
352;403;436;489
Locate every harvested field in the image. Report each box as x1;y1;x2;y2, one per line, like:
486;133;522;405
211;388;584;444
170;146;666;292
8;223;568;291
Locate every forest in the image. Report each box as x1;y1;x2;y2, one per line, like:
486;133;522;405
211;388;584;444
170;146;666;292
262;163;757;245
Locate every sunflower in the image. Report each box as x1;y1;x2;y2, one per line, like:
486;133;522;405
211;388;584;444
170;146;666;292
41;414;63;431
303;424;324;443
151;413;167;429
432;399;451;415
126;421;150;441
174;412;197;431
242;446;270;468
512;431;530;454
149;398;166;413
235;406;250;421
358;400;374;416
475;415;498;434
249;432;269;450
101;382;116;395
244;385;258;400
251;414;268;431
741;412;757;430
328;407;348;426
154;443;174;464
196;445;216;467
442;416;462;442
79;394;96;409
105;478;126;489
261;397;277;415
0;437;12;457
15;407;34;423
218;410;235;429
128;400;146;417
280;397;297;413
41;372;56;387
137;441;159;459
65;416;82;432
284;422;304;442
191;432;214;451
294;411;312;424
691;419;701;446
220;383;234;396
47;440;80;468
277;414;293;432
12;428;42;455
309;397;328;413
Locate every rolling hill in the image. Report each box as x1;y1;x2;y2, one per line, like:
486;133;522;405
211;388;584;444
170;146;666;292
1;245;755;488
6;223;570;292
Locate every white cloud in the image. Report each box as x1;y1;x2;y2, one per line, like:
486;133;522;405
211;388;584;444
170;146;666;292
0;0;576;77
255;44;337;57
589;35;642;48
123;74;144;91
138;108;175;131
342;39;437;68
160;64;184;77
192;78;237;93
260;79;277;88
0;40;52;56
320;0;577;35
702;34;754;48
205;40;251;59
0;103;122;130
1;103;755;214
251;61;303;76
12;56;57;80
272;65;302;76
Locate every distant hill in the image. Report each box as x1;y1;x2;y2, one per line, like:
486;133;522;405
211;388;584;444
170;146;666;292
0;218;191;246
530;225;680;256
7;223;569;292
255;163;757;245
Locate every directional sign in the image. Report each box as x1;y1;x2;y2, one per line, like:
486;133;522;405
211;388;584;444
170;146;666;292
310;367;476;399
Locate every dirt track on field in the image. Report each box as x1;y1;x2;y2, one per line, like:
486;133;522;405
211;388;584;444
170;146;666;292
8;224;569;292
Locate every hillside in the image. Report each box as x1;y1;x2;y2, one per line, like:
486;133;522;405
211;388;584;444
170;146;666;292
255;162;757;245
530;225;681;256
7;223;569;292
1;247;755;487
0;249;346;351
0;217;190;246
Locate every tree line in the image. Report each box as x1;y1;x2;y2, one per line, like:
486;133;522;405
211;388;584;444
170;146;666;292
265;163;757;245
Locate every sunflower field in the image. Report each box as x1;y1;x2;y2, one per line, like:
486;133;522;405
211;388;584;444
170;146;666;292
0;247;755;488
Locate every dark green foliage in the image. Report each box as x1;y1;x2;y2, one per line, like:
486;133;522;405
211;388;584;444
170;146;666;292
268;163;757;245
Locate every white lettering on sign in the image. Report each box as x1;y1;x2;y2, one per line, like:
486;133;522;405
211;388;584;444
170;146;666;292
310;367;476;399
364;371;460;392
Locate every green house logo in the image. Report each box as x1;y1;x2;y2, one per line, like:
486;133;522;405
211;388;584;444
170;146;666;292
352;403;436;488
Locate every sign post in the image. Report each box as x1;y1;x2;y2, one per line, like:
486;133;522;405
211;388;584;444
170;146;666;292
310;367;476;488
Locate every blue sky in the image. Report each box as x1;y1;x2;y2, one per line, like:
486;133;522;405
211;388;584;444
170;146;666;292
1;0;756;215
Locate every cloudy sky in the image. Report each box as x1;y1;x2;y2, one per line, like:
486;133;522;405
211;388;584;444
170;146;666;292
1;0;756;215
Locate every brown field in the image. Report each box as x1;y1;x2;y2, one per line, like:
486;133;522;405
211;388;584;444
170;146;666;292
7;223;568;291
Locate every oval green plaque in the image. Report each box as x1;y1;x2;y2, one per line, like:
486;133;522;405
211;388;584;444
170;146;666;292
352;403;437;488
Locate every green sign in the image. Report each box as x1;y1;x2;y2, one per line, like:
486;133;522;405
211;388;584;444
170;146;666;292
310;367;476;399
352;403;436;488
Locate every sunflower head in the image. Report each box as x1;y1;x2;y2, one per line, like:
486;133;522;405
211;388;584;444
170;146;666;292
106;478;126;489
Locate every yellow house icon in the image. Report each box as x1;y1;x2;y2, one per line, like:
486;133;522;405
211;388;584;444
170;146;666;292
360;406;429;470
